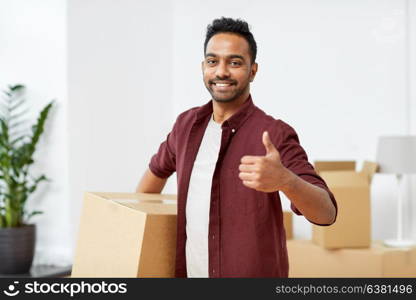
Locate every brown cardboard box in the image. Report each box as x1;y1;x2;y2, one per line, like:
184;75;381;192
283;211;293;240
312;161;378;249
287;239;416;277
71;192;177;277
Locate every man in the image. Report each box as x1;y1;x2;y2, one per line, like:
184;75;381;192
136;17;337;278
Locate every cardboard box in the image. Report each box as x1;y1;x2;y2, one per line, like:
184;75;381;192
71;192;177;277
312;160;378;249
287;239;416;277
283;211;293;240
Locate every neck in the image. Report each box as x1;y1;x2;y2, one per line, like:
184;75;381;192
212;91;250;124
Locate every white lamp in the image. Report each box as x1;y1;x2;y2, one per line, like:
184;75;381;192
376;135;416;248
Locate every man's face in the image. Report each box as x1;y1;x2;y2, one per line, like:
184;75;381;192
202;33;258;103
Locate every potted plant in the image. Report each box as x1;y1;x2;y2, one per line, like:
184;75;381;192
0;84;53;274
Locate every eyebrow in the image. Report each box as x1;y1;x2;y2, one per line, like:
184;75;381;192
205;53;246;61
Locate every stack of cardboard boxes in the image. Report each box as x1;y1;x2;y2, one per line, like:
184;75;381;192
287;161;416;277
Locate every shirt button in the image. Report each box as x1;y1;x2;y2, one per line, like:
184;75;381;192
231;128;236;133
212;235;215;239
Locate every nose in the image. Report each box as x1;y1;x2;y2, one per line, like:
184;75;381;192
215;61;230;79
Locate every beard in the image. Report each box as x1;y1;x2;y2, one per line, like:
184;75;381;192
204;78;249;103
210;87;246;103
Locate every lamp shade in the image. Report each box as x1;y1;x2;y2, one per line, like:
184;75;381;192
376;135;416;174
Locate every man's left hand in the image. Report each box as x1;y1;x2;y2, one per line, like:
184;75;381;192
238;131;294;193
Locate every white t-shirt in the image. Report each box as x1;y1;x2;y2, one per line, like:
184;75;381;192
185;114;222;277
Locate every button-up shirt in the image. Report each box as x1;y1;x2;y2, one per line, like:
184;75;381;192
149;95;337;278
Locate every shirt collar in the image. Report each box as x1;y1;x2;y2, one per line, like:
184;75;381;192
195;94;256;131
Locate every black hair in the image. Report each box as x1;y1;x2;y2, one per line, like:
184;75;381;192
204;17;257;64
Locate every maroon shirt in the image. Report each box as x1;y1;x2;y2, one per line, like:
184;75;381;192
149;95;337;278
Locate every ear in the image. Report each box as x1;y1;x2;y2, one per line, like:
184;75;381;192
250;62;258;82
201;60;205;72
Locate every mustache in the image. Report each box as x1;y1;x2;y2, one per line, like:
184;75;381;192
209;78;237;85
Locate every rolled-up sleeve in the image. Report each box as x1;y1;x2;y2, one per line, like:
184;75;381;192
276;121;337;226
149;121;177;179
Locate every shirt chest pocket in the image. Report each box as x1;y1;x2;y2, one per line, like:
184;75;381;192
221;168;265;215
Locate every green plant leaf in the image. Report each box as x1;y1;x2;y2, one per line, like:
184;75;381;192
9;84;24;92
10;135;26;146
0;84;53;228
9;99;27;114
27;174;48;194
26;210;43;221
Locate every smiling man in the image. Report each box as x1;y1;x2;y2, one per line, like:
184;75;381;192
136;17;337;278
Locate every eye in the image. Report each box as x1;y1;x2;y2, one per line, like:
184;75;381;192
230;61;242;66
206;59;217;65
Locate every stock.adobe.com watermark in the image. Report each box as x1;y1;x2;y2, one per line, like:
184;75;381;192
3;280;127;297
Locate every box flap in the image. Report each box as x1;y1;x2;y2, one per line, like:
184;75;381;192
319;171;368;187
118;202;177;215
91;192;177;201
113;198;176;205
314;161;356;172
85;192;177;214
360;161;378;183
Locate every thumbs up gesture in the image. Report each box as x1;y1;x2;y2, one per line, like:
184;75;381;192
239;131;293;193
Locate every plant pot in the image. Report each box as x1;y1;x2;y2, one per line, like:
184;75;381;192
0;224;36;274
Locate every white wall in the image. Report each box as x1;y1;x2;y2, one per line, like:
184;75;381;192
406;0;416;242
0;0;71;265
1;0;416;266
67;0;176;255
